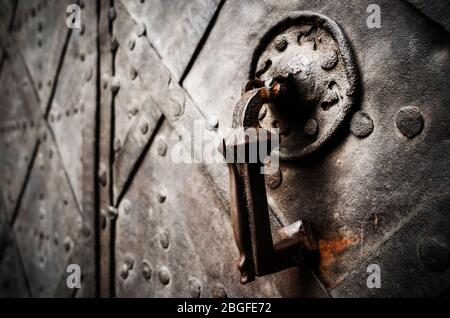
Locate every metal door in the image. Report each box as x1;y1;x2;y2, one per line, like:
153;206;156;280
0;0;449;298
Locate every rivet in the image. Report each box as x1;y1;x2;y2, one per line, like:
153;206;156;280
110;77;120;94
274;36;287;52
113;138;121;153
120;264;129;279
142;260;152;280
63;236;72;252
158;267;170;285
37;21;43;32
212;284;228;298
350;111;373;138
157;187;167;203
122;199;132;215
188;278;202;298
99;164;107;186
128;38;135;51
266;168;282;189
321;50;338;70
136;22;146;37
157;137;167;156
160;229;170;249
140;121;149;135
124;253;135;270
108;7;116;21
110;37;119;52
395;106;424;139
108;206;118;220
304;118;318;136
418;237;449;272
130;66;138;80
206;114;219;130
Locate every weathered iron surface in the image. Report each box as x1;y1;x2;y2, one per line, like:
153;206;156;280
0;0;448;298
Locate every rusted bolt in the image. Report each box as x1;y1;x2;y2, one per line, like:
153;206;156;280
158;267;170;285
266;168;282;189
304;118;318;136
188;278;202;298
142;260;152;280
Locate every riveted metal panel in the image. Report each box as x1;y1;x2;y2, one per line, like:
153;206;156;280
13;123;92;297
0;54;41;220
11;0;71;112
119;0;222;80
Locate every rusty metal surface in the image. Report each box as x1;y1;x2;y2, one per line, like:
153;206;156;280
0;0;448;298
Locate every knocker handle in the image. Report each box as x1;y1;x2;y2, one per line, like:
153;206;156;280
220;82;318;284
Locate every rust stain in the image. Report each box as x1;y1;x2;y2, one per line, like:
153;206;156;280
318;235;359;269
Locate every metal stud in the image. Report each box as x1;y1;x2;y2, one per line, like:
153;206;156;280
157;137;167;156
140;121;149;135
188;278;202;298
395;106;424;139
206;114;219;130
124;253;135;270
113;138;121;153
350;111;373;138
110;77;120;94
63;236;72;252
157;187;167;203
158;267;170;285
142;260;152;280
120;264;129;280
160;229;170;249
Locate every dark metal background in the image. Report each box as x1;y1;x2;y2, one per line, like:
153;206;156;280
0;0;448;297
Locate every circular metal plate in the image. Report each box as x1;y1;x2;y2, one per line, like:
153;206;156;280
249;12;358;160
